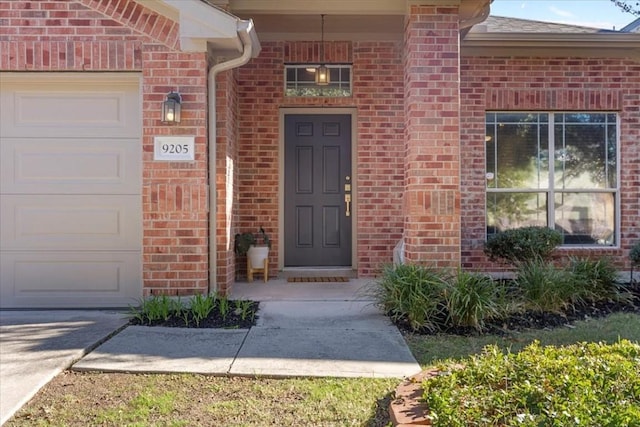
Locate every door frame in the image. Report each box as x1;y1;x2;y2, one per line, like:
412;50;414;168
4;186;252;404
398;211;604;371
278;108;358;272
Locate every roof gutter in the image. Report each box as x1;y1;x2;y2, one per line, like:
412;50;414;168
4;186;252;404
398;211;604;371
459;0;492;38
208;19;260;294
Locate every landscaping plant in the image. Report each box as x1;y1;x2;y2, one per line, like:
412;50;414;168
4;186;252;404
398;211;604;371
234;299;255;321
515;259;575;313
189;293;216;327
484;226;562;265
371;264;448;332
423;340;640;426
217;295;230;320
631;240;640;284
128;295;177;325
443;270;506;331
568;256;630;305
128;294;258;328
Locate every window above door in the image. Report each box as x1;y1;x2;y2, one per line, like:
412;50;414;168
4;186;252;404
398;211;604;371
285;64;352;97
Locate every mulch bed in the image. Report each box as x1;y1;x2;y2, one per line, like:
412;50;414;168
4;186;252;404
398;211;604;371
128;301;259;329
396;284;640;337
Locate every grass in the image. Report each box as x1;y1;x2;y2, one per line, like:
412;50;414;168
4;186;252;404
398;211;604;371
405;312;640;366
7;314;640;426
7;375;397;427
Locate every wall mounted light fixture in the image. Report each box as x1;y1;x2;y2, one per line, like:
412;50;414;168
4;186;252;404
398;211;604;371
316;15;329;86
162;91;181;124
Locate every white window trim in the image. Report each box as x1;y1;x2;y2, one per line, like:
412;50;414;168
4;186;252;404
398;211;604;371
486;111;620;249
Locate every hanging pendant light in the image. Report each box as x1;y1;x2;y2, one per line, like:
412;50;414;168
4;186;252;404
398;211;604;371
315;14;329;86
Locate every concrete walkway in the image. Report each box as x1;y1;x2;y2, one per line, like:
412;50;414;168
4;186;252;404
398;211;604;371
74;280;419;378
0;310;129;425
1;279;421;424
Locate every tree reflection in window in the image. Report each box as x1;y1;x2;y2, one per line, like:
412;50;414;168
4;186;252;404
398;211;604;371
486;112;617;246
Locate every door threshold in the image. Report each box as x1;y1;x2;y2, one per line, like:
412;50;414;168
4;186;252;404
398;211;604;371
281;267;356;279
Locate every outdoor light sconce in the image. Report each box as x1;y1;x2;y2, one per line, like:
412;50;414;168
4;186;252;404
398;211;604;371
162;91;181;124
315;15;330;86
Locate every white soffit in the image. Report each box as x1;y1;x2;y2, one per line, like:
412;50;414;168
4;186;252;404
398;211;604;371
228;0;406;15
136;0;244;52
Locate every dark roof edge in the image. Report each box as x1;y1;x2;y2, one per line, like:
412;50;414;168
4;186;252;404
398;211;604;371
621;17;640;32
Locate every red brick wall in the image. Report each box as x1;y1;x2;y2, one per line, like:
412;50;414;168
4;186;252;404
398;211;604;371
460;56;640;270
0;0;211;295
403;5;461;268
236;40;405;279
215;68;240;292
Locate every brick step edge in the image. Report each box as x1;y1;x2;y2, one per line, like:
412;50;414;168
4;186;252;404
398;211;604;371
389;364;465;426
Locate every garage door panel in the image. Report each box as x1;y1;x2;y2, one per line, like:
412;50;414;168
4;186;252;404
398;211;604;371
0;76;139;138
1;195;141;250
1;138;140;194
1;73;142;308
0;251;141;309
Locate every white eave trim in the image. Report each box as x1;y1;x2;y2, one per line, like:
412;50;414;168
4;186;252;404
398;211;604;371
164;0;241;52
462;32;640;57
137;0;260;54
465;32;640;46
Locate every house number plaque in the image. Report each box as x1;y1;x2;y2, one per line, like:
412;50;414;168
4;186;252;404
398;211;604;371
153;136;195;161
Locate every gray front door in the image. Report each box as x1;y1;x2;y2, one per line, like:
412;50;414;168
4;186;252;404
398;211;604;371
284;114;352;267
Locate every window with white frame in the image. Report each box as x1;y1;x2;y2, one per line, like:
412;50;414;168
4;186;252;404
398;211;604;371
285;64;352;97
485;112;618;246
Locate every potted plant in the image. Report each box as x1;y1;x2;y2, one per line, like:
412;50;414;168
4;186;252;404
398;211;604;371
234;227;271;281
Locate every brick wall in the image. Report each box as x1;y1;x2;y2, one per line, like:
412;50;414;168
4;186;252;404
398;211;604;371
215;68;239;292
235;40;404;279
460;56;640;270
403;5;461;268
0;0;211;295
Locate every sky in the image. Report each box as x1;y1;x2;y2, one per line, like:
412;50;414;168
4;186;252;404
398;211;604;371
490;0;638;31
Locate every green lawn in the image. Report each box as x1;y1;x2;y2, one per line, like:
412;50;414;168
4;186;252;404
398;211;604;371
406;312;640;366
7;375;397;427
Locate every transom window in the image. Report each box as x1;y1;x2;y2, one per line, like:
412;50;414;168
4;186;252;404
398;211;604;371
285;64;352;97
486;112;618;246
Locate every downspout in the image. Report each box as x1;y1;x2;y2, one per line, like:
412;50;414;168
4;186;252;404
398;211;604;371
208;20;258;294
459;0;492;38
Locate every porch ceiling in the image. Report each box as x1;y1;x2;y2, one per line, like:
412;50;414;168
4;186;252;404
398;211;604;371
225;0;491;42
237;14;405;42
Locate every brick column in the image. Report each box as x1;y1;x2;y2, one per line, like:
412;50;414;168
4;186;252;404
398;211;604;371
403;3;461;267
215;68;239;293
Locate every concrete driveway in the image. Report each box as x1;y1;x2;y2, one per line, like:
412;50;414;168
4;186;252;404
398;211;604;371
0;310;128;425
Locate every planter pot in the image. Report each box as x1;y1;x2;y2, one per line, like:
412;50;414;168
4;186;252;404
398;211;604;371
247;245;269;269
247;245;269;283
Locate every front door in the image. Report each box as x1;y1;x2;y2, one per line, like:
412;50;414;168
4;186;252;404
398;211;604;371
284;114;352;267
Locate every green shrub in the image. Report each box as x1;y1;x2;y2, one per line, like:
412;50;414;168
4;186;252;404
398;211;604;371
515;260;574;313
484;226;562;265
631;241;640;266
128;293;258;328
423;340;640;427
371;264;448;332
568;256;620;303
443;270;506;331
189;293;216;326
129;295;183;325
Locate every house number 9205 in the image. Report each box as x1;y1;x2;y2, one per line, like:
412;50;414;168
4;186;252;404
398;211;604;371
153;136;195;161
161;143;189;154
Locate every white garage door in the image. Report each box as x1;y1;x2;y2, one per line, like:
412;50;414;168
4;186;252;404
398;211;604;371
0;73;142;308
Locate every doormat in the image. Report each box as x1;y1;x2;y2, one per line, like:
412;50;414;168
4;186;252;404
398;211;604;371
287;277;350;283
